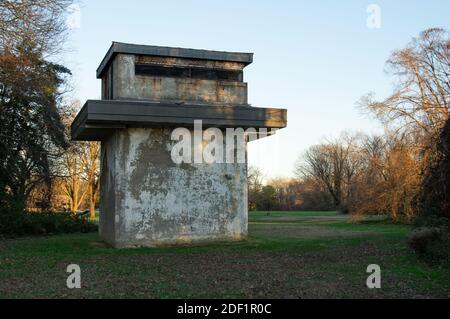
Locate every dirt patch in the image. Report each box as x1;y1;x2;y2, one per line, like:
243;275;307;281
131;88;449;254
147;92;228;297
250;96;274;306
250;223;373;239
253;216;347;223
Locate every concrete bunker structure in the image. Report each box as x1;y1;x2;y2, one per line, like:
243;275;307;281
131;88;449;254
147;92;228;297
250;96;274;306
72;42;287;248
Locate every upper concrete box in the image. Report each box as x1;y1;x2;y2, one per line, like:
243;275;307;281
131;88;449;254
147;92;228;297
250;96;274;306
97;42;254;105
72;43;287;141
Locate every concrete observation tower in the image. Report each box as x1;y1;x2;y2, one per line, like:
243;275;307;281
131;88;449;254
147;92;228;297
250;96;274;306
72;42;287;248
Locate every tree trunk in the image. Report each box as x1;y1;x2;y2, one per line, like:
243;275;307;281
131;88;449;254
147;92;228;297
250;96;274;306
89;184;96;220
89;198;95;220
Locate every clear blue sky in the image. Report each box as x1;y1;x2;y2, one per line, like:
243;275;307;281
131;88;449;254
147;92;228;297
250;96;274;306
64;0;450;180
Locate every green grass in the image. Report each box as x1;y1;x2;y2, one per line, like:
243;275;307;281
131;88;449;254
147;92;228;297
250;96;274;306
0;211;449;299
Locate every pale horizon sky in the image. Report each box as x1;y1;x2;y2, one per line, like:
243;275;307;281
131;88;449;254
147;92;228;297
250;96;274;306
63;0;450;180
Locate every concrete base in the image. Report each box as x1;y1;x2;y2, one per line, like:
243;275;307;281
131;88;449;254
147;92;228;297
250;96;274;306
99;128;248;248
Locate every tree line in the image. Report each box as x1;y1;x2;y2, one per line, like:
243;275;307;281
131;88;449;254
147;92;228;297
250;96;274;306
250;28;449;225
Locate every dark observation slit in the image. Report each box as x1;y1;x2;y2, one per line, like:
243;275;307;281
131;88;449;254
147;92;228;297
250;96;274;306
135;64;243;81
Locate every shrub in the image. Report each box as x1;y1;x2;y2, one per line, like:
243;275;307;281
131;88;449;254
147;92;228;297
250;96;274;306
423;233;450;263
414;215;450;231
0;210;98;239
339;205;350;215
407;227;442;254
407;226;450;263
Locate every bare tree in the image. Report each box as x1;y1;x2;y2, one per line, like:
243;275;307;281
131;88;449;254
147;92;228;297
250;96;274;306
0;0;74;54
58;105;100;216
248;166;264;211
61;142;87;212
82;141;100;219
359;28;449;144
349;134;421;221
295;134;362;211
268;178;303;211
356;28;449;221
296;144;340;207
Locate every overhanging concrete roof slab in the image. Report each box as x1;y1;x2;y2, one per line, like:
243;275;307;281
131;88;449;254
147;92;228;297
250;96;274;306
97;42;254;78
71;100;287;141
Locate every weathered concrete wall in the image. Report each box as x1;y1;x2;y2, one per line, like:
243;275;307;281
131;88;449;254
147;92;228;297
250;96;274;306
100;128;248;248
99;133;117;245
110;54;248;105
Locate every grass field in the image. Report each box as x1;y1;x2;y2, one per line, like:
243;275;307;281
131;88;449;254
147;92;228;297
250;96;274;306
0;211;449;299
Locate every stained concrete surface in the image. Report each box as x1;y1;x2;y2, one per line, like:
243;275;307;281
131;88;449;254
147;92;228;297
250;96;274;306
100;128;248;248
